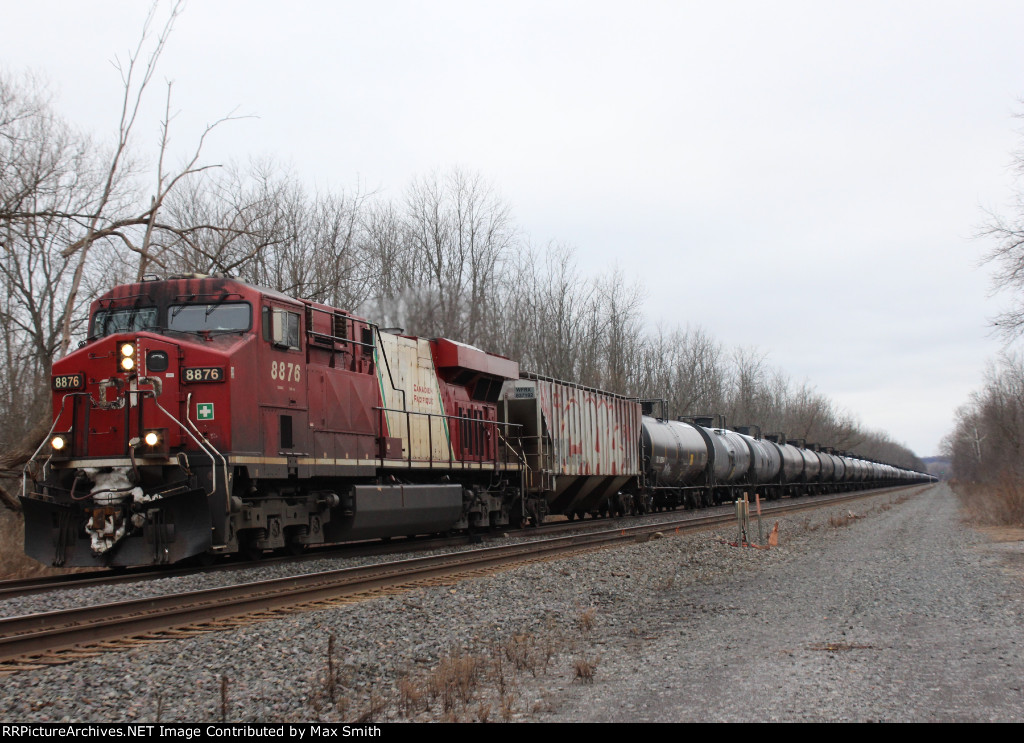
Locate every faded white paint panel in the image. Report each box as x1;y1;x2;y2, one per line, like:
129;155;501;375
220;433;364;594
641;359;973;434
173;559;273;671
377;332;452;462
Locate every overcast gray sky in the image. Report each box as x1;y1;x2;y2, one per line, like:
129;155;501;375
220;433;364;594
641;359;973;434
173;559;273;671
4;0;1024;458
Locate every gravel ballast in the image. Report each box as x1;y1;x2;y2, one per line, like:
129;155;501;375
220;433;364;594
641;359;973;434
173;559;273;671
1;483;1021;723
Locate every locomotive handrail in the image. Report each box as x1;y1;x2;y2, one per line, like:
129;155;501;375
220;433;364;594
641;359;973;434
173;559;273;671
307;331;374;351
179;390;229;497
496;428;531;524
497;429;534;491
374;405;523;470
498;429;529;468
502;432;553;491
21;392;91;499
146;388;224;498
96;293;155;307
171;291;244;302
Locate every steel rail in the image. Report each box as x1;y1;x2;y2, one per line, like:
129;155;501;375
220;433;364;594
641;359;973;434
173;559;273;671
0;483;927;602
0;528;663;664
0;483;926;601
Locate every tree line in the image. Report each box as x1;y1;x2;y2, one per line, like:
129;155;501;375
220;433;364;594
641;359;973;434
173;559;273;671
943;354;1024;483
943;95;1024;487
0;28;924;504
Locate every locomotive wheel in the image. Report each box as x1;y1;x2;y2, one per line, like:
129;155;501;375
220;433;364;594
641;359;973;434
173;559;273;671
242;534;265;561
190;551;217;567
508;497;526;529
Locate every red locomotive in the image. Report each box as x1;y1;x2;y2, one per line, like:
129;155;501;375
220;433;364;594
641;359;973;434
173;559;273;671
22;275;535;566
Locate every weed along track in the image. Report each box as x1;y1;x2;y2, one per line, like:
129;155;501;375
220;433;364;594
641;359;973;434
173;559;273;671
0;485;931;674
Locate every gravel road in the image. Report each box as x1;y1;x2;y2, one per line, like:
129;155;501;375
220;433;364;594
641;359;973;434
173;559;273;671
1;483;1021;723
534;483;1024;722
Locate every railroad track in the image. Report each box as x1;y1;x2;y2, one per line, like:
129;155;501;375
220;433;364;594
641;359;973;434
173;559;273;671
0;483;922;600
0;483;932;674
0;533;474;601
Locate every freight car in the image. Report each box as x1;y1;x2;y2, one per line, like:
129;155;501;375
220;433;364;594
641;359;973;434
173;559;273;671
20;275;933;567
638;411;919;510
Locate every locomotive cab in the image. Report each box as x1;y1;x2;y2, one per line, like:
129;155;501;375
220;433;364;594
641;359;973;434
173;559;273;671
22;275;262;566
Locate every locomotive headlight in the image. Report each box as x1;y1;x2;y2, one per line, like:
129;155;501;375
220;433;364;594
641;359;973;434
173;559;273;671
119;343;135;371
51;435;66;451
139;428;168;458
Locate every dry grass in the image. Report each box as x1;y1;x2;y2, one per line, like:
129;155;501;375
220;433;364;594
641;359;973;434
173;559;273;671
576;607;596;633
306;613;599;722
954;476;1024;526
572;656;598;684
828;510;862;529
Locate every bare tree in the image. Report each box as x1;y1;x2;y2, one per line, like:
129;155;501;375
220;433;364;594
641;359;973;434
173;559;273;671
357;199;414;328
402;168;516;343
594;269;645;394
0;1;254;498
954;353;1024;481
55;2;184;356
484;242;542;366
0;72;106;457
529;244;597;381
982;106;1024;339
726;346;770;425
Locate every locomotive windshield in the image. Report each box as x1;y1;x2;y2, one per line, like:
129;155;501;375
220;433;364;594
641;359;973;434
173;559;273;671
92;306;159;337
168;302;252;333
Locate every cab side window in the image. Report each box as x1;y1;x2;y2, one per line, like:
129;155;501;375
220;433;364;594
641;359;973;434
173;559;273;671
262;307;301;349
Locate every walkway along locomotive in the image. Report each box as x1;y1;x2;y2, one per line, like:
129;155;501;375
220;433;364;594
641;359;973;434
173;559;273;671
20;275;932;567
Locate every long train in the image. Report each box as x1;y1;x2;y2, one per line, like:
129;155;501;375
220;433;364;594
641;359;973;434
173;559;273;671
21;275;933;567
